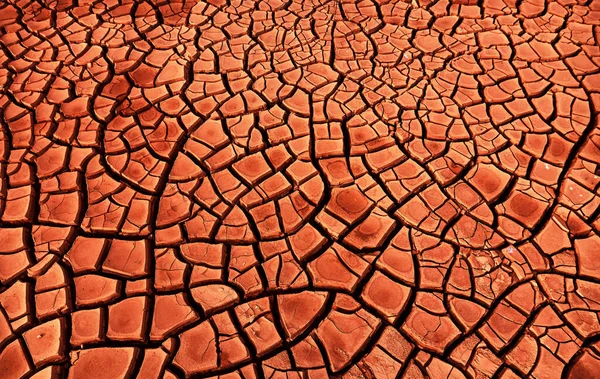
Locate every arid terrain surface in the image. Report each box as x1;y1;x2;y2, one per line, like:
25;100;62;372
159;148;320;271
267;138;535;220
1;0;600;378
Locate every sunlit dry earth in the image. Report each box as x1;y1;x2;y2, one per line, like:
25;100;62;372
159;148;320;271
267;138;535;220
1;0;600;378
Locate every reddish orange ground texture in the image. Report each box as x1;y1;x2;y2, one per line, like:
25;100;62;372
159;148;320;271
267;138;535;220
2;0;600;378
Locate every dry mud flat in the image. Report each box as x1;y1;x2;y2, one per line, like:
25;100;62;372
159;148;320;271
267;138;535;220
1;0;600;378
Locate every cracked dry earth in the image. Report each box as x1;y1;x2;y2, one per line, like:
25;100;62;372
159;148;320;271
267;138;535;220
4;0;600;379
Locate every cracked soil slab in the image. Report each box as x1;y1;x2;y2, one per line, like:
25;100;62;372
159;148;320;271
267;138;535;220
2;0;600;378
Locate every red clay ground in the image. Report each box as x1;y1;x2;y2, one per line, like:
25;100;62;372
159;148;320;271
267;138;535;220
1;0;600;378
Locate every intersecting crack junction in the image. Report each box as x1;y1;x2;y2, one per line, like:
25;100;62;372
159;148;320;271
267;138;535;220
2;0;600;378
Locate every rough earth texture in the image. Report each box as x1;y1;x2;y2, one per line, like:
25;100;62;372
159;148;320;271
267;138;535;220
2;0;600;378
